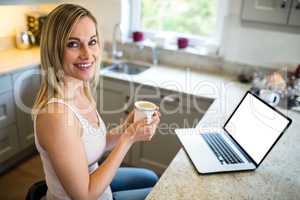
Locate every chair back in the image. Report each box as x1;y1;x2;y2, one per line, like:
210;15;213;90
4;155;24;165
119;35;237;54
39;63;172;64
25;180;47;200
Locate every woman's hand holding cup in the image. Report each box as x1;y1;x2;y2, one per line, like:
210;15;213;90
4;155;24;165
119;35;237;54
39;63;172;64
122;101;160;144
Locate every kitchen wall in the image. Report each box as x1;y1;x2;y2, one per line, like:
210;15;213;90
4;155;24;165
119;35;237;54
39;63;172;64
0;5;32;49
0;6;29;37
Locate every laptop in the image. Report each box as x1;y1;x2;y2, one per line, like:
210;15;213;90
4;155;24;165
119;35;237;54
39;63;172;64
176;91;292;174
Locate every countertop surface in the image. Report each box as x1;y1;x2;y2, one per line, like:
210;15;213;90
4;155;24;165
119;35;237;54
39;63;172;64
1;48;299;200
145;90;300;200
0;48;40;75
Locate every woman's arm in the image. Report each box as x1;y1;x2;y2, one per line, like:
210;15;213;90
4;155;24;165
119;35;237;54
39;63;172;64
37;103;159;200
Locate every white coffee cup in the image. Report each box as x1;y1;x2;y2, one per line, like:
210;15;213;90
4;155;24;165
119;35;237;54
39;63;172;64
134;101;157;124
259;89;280;106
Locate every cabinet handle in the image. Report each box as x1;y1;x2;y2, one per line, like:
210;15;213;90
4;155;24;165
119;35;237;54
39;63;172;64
280;0;287;8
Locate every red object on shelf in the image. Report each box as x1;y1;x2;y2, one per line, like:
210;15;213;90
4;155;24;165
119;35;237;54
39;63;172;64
177;37;189;49
132;31;144;42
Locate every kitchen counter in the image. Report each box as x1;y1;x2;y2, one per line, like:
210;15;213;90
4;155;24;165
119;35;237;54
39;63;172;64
0;47;40;75
100;62;248;100
1;48;299;199
102;64;300;199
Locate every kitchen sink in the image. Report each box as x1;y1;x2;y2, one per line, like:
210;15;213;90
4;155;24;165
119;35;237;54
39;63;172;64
103;62;150;75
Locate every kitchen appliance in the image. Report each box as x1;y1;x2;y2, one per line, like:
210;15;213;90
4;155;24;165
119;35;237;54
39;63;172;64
15;30;33;49
26;11;48;45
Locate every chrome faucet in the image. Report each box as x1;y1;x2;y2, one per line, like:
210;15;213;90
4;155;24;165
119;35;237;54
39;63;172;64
112;23;123;61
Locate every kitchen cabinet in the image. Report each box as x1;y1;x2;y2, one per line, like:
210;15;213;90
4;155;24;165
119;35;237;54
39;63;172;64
0;66;40;173
289;0;300;26
0;90;16;129
97;77;132;130
0;125;19;163
242;0;300;26
97;77;213;174
13;67;40;150
96;77;133;163
0;74;19;164
131;84;213;174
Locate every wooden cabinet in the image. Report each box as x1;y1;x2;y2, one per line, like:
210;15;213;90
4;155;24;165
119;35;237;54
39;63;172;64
12;67;40;150
242;0;300;26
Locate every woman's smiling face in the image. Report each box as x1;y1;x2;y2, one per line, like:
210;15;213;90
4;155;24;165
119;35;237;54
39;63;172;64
63;16;100;81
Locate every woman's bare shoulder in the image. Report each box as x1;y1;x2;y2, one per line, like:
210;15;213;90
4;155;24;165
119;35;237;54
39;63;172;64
36;103;81;148
37;103;72;125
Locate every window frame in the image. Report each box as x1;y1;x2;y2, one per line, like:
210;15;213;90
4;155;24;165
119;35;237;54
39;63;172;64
129;0;225;50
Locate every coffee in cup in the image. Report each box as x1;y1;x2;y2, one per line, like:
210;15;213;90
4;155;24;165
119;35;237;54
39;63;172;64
134;101;157;124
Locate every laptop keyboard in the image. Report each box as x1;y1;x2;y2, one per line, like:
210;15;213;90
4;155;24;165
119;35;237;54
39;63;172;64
202;133;244;165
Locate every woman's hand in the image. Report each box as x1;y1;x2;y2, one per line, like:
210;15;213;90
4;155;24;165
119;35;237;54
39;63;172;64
121;111;160;144
122;105;160;131
122;111;135;130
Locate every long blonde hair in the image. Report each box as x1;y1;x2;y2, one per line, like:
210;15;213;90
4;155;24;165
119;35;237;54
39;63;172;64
32;4;102;117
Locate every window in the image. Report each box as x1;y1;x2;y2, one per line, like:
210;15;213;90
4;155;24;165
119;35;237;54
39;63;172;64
130;0;224;51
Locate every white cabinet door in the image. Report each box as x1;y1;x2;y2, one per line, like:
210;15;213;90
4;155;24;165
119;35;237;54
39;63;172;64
131;86;213;174
288;0;300;26
13;67;41;150
242;0;291;25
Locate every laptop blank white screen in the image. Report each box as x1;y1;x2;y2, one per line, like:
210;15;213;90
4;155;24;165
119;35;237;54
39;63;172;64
224;93;290;164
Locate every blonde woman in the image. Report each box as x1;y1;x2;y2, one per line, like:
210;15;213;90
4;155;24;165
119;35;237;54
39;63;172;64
32;4;160;200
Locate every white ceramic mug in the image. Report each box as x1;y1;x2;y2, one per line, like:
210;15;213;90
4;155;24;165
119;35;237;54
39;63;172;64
134;101;157;124
259;89;280;106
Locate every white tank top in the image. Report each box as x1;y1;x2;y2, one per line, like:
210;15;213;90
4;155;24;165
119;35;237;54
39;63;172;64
34;98;113;200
